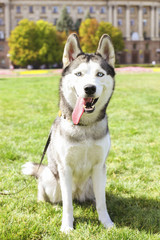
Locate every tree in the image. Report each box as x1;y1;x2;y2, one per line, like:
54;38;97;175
56;7;73;35
95;21;124;53
74;19;82;33
8;19;38;67
36;20;63;66
8;19;63;67
79;19;124;54
79;18;99;53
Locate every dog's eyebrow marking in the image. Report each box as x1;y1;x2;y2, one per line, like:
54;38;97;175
62;53;115;78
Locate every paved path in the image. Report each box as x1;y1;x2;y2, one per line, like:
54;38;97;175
0;69;62;77
0;67;160;77
116;67;160;73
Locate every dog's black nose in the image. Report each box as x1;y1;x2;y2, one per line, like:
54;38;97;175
84;84;96;95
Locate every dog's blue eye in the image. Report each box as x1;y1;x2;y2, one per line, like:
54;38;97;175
75;72;82;77
97;72;104;77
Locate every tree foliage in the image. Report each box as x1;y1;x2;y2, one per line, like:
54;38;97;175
95;21;124;53
8;17;125;68
79;19;99;53
8;19;64;67
79;19;124;54
56;7;73;35
74;19;82;34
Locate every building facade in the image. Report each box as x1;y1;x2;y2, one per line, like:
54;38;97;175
0;0;160;68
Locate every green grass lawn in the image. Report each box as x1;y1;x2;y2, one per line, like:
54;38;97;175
0;73;159;240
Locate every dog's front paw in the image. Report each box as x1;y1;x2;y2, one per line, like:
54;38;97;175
61;213;74;234
98;212;115;229
102;220;115;229
60;225;73;234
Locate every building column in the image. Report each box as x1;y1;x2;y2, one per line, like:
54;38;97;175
113;5;117;27
4;0;11;39
155;6;159;40
126;5;130;40
108;5;112;23
138;5;143;40
151;6;155;40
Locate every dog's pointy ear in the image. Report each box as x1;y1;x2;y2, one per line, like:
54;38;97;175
96;34;115;68
63;33;82;68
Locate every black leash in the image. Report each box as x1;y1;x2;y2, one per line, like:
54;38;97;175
37;131;52;172
0;130;52;196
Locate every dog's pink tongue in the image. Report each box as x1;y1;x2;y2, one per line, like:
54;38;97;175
72;97;85;125
72;97;92;125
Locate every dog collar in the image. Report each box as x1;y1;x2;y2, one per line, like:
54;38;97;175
58;110;84;126
58;110;72;123
58;110;62;118
58;110;102;126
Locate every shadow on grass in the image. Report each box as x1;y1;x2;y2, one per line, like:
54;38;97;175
74;193;159;234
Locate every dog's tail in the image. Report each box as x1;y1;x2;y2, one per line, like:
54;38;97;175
21;162;46;178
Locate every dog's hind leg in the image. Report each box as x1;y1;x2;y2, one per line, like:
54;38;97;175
22;162;61;203
38;166;61;203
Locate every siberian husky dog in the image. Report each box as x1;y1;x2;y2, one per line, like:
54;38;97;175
22;33;115;233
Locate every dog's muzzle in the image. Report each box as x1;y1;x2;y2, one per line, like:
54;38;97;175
83;84;98;113
84;84;96;95
83;97;99;113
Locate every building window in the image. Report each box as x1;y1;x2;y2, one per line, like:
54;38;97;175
1;58;5;65
41;6;46;14
90;7;95;14
29;6;33;13
143;8;147;14
41;17;47;21
118;7;122;14
0;45;4;51
0;18;4;25
100;7;106;14
130;7;135;14
143;31;147;39
118;19;122;26
0;7;3;13
16;18;21;25
53;6;58;13
16;6;21;13
66;7;70;13
133;43;137;50
0;31;4;40
53;18;57;25
77;7;83;14
145;43;149;50
130;19;135;26
143;19;147;27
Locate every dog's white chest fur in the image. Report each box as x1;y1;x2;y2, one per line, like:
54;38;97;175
68;141;103;178
67;137;108;177
54;118;110;187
